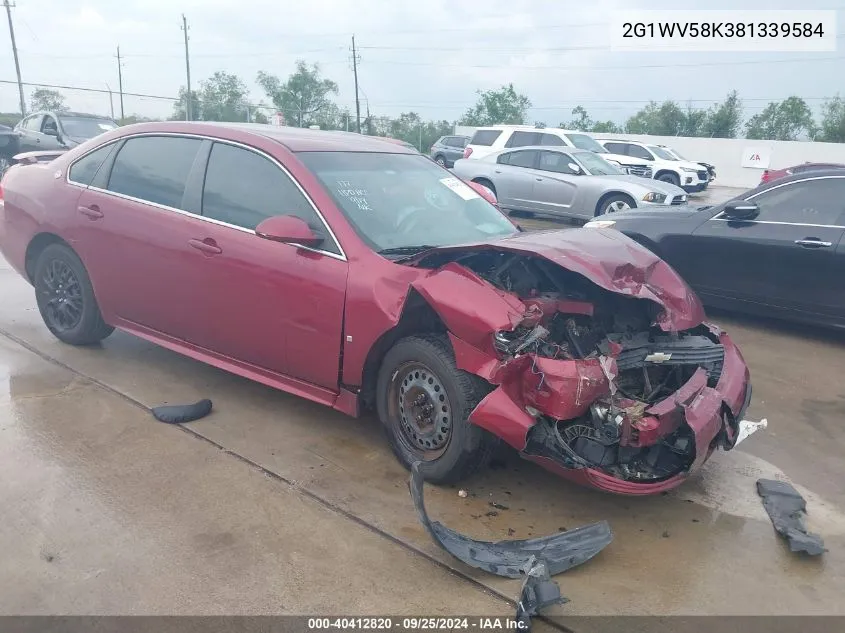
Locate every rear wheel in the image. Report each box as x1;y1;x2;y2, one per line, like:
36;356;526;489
376;334;497;484
33;243;114;345
434;155;447;167
472;178;496;197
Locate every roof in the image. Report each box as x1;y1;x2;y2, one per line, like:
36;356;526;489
30;110;116;120
115;121;419;153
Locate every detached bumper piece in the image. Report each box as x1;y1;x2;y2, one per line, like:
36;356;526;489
757;478;825;556
151;398;213;424
410;463;612;628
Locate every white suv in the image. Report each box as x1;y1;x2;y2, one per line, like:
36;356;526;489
463;126;654;179
596;139;710;193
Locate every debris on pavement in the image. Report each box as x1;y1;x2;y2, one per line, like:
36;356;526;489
151;399;213;424
756;478;825;556
458;489;468;498
410;463;611;628
410;462;612;578
515;557;568;631
734;418;768;447
489;501;510;510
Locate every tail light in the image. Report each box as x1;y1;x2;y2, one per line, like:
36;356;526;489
760;170;769;183
463;147;473;158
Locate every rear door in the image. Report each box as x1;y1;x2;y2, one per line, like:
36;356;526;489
16;115;44;152
445;137;464;164
686;176;845;318
532;150;580;216
493;150;540;211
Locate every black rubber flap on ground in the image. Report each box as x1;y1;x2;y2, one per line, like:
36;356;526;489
151;399;213;424
756;478;825;556
409;462;613;578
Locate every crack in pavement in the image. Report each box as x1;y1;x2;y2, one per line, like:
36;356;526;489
0;326;574;630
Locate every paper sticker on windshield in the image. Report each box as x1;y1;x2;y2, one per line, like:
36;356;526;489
440;177;479;201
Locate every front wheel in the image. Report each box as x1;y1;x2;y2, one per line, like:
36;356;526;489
376;334;498;484
657;172;681;187
597;193;635;216
33;243;114;345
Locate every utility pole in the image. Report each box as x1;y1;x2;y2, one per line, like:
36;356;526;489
115;46;125;120
351;35;361;134
105;83;115;119
3;0;26;116
181;14;192;121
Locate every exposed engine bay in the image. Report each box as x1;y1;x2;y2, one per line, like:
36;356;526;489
416;249;737;484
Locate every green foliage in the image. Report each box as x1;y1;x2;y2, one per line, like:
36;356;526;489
0;112;21;127
118;114;160;125
745;96;815;141
198;71;250;122
30;88;68;113
459;84;531;126
816;95;845;143
257;61;338;128
171;87;201;121
563;106;592;131
698;91;742;138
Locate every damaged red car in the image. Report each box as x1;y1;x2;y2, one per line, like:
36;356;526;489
0;122;758;494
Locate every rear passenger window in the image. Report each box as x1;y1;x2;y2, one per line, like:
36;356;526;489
202;142;338;253
538;133;565;146
602;142;627;155
470;130;502;146
505;131;539;148
68;144;117;186
108;136;202;209
506;150;537;168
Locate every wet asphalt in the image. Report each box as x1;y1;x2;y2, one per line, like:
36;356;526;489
1;185;843;617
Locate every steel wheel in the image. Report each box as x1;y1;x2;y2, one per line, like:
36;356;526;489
37;258;84;333
389;361;453;460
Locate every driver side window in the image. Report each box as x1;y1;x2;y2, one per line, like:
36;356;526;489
41;116;58;133
538;151;579;174
202;142;341;255
750;178;845;226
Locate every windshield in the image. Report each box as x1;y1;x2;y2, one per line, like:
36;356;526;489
648;145;677;161
297;152;517;254
573;151;624;176
58;116;118;139
663;147;685;160
565;133;607;153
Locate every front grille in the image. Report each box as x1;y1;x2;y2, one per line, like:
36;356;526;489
626;165;652;178
697;170;708;181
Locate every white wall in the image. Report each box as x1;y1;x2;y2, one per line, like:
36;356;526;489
454;126;845;189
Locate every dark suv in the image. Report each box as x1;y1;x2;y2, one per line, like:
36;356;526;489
14;111;118;153
430;135;469;167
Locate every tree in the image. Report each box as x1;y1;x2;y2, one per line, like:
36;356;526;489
458;84;531;126
699;91;742;138
118;114;159;125
171;87;200;121
625;101;687;136
745;96;815;141
817;95;845;143
257;61;338;128
197;71;250;122
312;103;352;131
591;120;621;134
30;88;68;113
562;106;593;131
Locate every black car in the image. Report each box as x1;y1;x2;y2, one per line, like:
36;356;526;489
0;124;20;175
14;111;118;153
584;170;845;329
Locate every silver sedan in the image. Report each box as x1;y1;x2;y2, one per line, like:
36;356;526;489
451;146;687;219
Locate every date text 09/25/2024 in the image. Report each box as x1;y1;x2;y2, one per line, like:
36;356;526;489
307;618;529;630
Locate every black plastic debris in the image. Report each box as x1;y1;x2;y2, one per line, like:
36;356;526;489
756;478;825;556
409;462;612;578
151;399;213;424
515;557;568;631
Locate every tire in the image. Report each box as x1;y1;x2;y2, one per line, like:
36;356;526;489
434;155;447;167
376;334;498;484
596;193;636;216
472;178;496;197
33;243;114;345
657;172;681;187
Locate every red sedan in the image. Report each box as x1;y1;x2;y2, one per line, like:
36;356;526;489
0;122;757;494
761;162;845;184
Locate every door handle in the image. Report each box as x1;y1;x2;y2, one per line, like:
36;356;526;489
794;238;832;248
188;238;222;255
494;170;502;174
535;177;543;181
78;204;103;220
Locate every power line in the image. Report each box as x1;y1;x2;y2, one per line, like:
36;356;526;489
0;79;178;102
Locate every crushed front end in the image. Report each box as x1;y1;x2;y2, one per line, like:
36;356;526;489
411;231;758;494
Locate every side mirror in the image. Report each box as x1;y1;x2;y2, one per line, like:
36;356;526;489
723;201;759;220
567;163;582;174
255;215;324;247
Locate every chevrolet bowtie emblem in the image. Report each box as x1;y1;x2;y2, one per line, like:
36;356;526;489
644;352;672;363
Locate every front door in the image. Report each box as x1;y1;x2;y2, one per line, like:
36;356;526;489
531;150;579;217
686;176;845;318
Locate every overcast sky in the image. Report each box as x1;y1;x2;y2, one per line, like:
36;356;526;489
1;0;842;125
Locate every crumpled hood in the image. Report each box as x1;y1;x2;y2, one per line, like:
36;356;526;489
408;228;705;332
